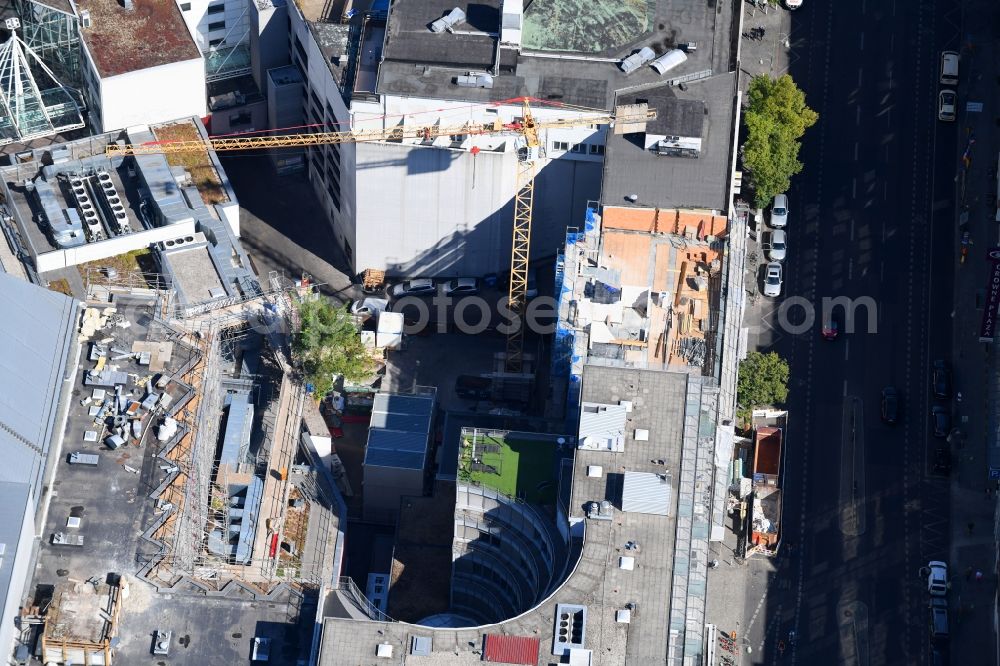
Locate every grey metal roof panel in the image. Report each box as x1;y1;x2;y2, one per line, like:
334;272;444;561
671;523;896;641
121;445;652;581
364;448;426;470
372;393;434;417
578;402;627;439
220;392;254;468
621;471;671;516
233;475;264;564
370;410;432;432
0;481;32;619
0;273;77;497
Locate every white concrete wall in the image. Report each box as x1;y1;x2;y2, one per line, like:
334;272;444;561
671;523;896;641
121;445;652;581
100;59;207;132
289;3;358;269
287;3;604;277
0;491;34;663
176;0;249;51
35;219;198;272
354;143;517;277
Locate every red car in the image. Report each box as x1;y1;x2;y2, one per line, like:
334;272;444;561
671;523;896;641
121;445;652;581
821;316;838;340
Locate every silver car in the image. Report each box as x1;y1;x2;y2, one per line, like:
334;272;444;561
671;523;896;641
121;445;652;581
389;278;436;298
768;229;787;262
770;193;789;228
763;262;783;297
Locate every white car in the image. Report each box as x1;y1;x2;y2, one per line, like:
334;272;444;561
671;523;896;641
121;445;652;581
763;262;783;297
768;229;787;262
784;0;802;8
443;277;479;296
927;561;948;596
937;90;956;122
389;278;436;298
349;297;388;319
940;50;959;85
770;193;789;228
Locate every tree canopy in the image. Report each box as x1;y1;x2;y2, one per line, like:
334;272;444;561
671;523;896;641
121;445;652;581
736;351;790;421
293;297;374;396
743;74;818;207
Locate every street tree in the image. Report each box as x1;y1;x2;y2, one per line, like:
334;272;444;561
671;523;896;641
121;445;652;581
742;74;818;207
736;351;790;423
293;297;374;396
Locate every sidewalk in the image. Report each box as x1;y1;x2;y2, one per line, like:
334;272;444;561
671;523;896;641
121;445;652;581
948;1;999;664
704;5;796;662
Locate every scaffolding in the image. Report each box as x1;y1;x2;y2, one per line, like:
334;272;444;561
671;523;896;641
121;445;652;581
0;28;85;144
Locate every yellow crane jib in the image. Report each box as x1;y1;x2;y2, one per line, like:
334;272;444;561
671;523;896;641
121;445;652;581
104;99;655;376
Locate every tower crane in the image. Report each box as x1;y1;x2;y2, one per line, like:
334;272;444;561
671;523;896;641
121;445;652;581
107;98;654;374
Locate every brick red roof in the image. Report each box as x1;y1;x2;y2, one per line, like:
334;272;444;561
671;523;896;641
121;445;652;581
483;634;540;665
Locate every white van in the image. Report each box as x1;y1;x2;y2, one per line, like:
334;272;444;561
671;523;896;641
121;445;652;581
940;51;959;85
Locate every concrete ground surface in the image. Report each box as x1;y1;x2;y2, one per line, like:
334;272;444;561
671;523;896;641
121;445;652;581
219;153;357;301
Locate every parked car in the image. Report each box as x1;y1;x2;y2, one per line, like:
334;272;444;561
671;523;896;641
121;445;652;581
349;298;388;319
929;597;949;640
821;311;839;340
443;277;479;296
940;50;959;86
932;359;951;399
389;278;436;298
763;262;783;297
768;229;787;262
784;0;802;8
881;387;899;425
770;193;789;228
927;561;949;596
933;446;952;475
931;405;951;438
938;90;956;122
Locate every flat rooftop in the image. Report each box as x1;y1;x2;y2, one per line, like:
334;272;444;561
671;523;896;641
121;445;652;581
601;72;738;212
375;0;734;109
77;0;201;77
162;244;227;303
318;365;707;665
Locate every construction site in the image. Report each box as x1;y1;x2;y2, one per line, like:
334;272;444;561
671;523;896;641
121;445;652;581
19;269;342;664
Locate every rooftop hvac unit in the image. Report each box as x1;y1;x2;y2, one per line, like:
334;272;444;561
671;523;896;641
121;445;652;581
430;7;465;32
653;136;702;158
455;72;494;88
650;49;687;75
80;9;91;27
619;47;656;74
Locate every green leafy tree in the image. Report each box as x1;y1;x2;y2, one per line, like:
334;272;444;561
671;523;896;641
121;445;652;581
293;298;374;396
736;351;789;423
742;74;818;207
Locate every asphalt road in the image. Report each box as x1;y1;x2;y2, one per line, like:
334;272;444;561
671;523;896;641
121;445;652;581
750;0;960;664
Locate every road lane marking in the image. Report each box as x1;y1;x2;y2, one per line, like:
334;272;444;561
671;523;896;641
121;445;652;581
845;338;850;360
855;143;860;160
860;32;864;51
856;106;861;125
852;178;857;198
850;218;855;240
849;258;854;279
858;68;863;87
843;379;848;397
